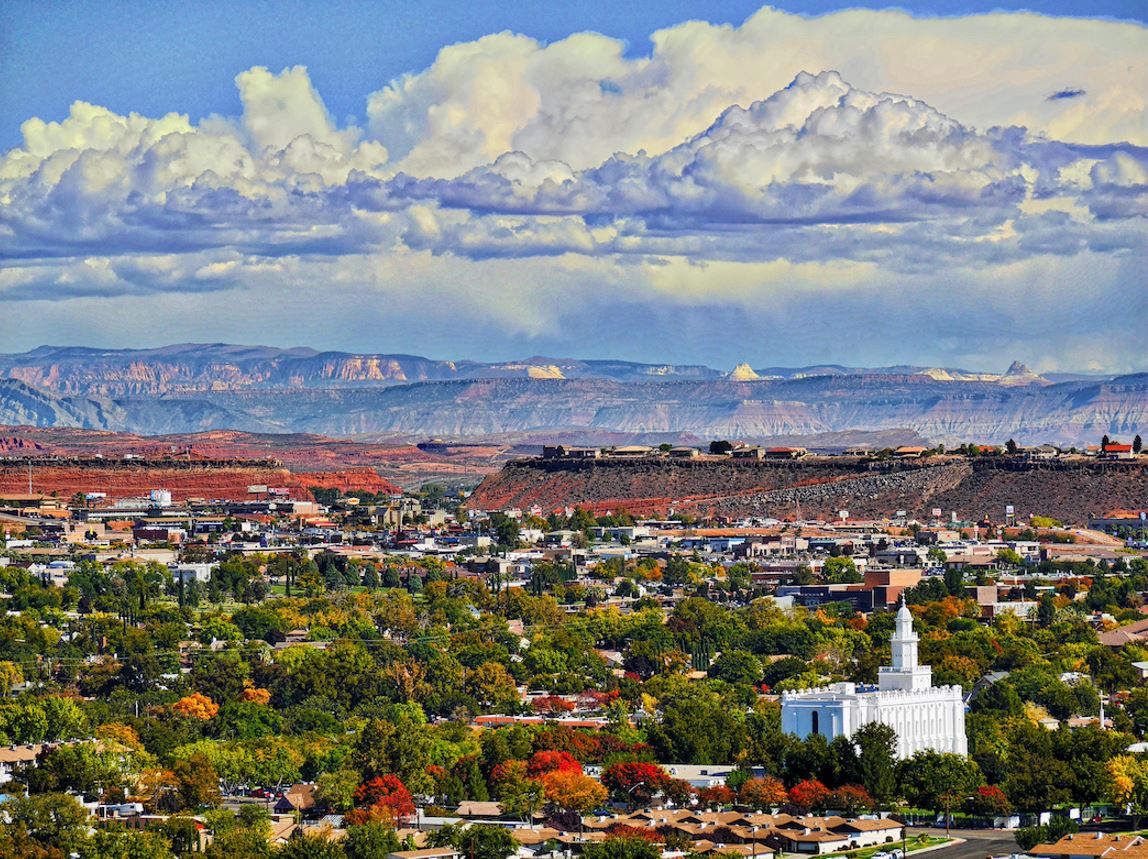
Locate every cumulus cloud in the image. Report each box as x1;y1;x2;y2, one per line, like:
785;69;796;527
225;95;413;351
366;7;1147;177
0;6;1145;369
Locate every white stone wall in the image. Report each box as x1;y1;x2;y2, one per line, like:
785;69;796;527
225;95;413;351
780;683;967;758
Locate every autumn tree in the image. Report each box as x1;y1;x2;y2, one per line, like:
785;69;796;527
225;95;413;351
352;775;415;825
602;762;671;808
787;779;829;814
173;753;222;809
543;769;608;814
172;692;219;720
965;785;1011;817
491;760;544;820
527;750;582;777
739;776;788;808
1106;755;1148;826
825;784;875;815
694;785;733;808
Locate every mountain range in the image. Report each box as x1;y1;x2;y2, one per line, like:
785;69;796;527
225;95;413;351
0;345;1143;446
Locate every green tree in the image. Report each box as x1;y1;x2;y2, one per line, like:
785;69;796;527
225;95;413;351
430;824;517;859
3;793;91;855
823;557;861;584
276;833;347;859
708;650;763;686
854;722;898;806
583;837;662;859
344;822;401;859
87;829;175;859
899;751;983;832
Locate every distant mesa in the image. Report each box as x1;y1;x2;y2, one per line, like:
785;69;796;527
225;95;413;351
917;360;1047;386
0;345;1138;446
727;362;761;381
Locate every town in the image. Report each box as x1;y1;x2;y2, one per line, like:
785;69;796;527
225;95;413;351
1;436;1147;858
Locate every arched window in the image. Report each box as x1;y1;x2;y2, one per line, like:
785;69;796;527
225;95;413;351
811;710;820;735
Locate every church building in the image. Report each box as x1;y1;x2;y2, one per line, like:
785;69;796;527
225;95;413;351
779;602;968;758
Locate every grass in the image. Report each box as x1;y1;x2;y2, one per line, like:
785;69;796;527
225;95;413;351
825;835;952;859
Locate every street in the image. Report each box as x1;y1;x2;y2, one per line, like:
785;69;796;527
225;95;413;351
914;828;1021;859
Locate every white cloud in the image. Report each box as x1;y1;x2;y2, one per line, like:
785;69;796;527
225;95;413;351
365;7;1147;178
0;6;1145;369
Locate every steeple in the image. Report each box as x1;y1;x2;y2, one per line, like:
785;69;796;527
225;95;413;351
891;601;918;671
879;600;933;692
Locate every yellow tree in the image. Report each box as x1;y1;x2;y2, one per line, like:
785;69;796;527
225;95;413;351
1106;755;1148;824
238;684;272;705
172;692;219;720
0;660;23;695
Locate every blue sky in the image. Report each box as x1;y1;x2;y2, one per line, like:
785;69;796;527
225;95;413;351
0;2;1145;371
3;0;1144;150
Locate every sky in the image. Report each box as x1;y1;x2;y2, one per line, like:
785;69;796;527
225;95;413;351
1;1;1146;372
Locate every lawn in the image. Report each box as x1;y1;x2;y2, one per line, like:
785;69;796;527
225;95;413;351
824;835;952;859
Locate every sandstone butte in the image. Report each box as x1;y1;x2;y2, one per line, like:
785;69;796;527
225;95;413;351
0;462;398;502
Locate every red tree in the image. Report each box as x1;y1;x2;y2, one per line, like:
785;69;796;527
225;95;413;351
601;762;671;807
527;750;583;777
607;824;663;843
788;779;829;814
533;696;576;715
697;785;736;808
964;785;1011;816
353;775;415;823
825;784;875;816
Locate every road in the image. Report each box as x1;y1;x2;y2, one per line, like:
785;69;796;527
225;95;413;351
913;828;1020;859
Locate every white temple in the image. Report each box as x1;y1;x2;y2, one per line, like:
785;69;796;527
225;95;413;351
780;602;967;758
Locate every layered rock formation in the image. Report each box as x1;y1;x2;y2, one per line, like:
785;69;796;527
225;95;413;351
0;345;1142;446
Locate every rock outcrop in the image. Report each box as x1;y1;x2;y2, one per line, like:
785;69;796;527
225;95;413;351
469;456;1148;524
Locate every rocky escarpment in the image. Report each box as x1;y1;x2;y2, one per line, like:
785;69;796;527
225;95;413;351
0;459;398;502
470;457;1148;524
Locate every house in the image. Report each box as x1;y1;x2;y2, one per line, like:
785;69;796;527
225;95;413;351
1031;833;1148;859
274;783;317;815
0;743;43;781
730;447;764;460
454;801;506;819
1100;444;1136;461
1100;619;1148;648
609;445;654;458
764;447;807;460
389;849;462;859
893;446;928;458
542;446;600;460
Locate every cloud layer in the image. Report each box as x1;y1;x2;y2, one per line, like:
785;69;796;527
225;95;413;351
0;6;1145;371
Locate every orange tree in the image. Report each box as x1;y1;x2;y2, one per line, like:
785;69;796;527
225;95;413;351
739;776;788;808
542;769;607;814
